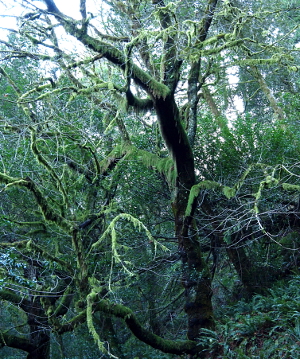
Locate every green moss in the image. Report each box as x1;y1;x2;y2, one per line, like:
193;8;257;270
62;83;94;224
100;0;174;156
133;148;176;185
91;213;169;280
86;291;111;357
235;54;291;67
94;298;200;355
133;65;170;99
264;175;279;188
19;83;52;101
185;180;228;216
0;172;24;185
288;66;298;72
223;186;236;199
99;144;176;185
282;183;300;192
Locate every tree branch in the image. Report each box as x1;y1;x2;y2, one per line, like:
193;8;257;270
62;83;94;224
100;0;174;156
59;296;201;355
80;0;87;20
94;299;201;355
0;173;71;231
41;2;170;99
43;0;61;14
187;0;219;147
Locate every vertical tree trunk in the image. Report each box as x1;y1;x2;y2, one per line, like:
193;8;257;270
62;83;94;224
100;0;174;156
25;299;50;359
154;95;214;340
174;184;214;340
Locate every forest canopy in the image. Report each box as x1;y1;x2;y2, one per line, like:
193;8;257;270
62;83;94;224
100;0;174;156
0;0;300;358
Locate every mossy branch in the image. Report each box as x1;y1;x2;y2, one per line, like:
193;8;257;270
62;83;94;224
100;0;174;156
58;295;200;354
93;298;201;355
67;82;125;104
30;128;68;206
87;290;118;358
77;142;101;179
0;240;73;272
0;331;35;353
234;53;295;68
188;38;250;60
126;88;153;111
185;164;278;216
36;3;171;100
282;183;300;192
0;67;22;95
0;173;71;231
1;217;47;229
18;82;53;102
185;180;234;216
0;288;30;308
91;213;169;283
98;144;176;185
128;147;176;185
98;144;128;175
52;286;72;317
186;163;300;216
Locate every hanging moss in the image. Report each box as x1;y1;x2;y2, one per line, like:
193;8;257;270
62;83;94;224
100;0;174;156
131;147;176;185
98;144;176;185
182;180;229;212
86;290;118;358
133;65;170;99
91;213;169;282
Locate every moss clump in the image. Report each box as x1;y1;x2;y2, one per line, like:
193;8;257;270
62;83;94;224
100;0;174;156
185;180;234;217
282;183;300;192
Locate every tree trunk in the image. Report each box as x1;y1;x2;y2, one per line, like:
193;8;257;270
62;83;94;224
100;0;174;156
24;297;51;359
153;94;214;340
174;185;214;340
226;245;265;296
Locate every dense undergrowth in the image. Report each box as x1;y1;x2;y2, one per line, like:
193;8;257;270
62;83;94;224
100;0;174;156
203;275;300;358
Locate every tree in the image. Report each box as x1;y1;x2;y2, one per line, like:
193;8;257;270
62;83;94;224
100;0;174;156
0;0;300;358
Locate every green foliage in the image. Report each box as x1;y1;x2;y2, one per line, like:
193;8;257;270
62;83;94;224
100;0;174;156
1;0;300;358
210;276;300;358
196;112;300;183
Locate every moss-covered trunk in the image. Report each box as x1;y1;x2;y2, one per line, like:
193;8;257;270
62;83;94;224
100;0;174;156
174;180;214;340
154;94;214;340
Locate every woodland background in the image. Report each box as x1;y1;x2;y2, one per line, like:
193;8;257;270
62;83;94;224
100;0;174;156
0;0;300;358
